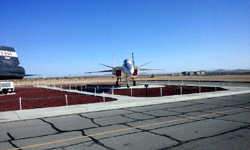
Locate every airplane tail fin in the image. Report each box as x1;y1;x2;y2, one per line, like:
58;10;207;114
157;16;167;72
113;53;114;68
132;53;135;66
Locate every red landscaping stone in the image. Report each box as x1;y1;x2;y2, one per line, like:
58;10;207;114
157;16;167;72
0;87;115;112
112;85;226;97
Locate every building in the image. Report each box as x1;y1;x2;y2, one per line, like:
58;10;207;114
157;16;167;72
184;70;206;76
195;70;206;76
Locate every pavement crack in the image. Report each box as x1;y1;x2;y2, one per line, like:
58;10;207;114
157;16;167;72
39;118;64;133
79;114;102;127
120;114;137;120
136;111;157;118
6;132;21;150
13;111;21;119
160;124;250;150
125;109;142;113
9;141;20;149
81;130;114;150
125;123;182;143
7;132;15;140
213;118;250;124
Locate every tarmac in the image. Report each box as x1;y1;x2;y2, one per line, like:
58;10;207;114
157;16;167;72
0;82;250;123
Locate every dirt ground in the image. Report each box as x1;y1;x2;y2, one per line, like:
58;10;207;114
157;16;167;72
12;74;250;87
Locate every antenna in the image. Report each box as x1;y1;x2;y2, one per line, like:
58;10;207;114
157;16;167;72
132;53;135;66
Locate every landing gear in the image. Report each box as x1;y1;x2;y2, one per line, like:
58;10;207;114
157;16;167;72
116;78;119;87
132;78;136;86
116;77;136;88
126;77;130;88
127;84;130;88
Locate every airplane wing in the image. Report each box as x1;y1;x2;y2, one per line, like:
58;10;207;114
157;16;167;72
85;70;113;74
140;61;153;67
140;69;164;71
25;74;41;76
139;60;164;71
98;63;115;69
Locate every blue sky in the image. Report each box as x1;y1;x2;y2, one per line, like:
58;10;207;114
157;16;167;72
1;0;249;77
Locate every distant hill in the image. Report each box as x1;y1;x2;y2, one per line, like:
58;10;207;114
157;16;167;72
232;69;250;72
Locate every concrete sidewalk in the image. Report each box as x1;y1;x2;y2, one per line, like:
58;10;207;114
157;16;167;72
1;85;250;123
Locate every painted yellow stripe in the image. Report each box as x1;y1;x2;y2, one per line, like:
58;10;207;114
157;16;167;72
8;107;249;150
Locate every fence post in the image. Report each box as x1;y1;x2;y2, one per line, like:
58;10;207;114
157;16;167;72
75;84;76;90
103;92;105;102
81;86;82;91
19;97;22;110
215;85;217;91
65;94;68;106
131;88;132;96
69;85;71;91
94;88;96;97
180;86;182;95
160;87;162;97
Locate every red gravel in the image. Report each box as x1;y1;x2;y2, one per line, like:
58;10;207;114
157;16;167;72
0;87;116;112
113;85;226;97
0;85;226;112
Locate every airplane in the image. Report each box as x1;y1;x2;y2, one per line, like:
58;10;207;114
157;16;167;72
0;46;34;80
85;53;164;88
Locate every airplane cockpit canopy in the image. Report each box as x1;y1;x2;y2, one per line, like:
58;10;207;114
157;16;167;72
124;59;132;64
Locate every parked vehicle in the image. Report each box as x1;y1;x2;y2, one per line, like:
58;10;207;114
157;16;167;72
0;82;14;94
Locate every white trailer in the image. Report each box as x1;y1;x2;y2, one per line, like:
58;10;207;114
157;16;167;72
0;82;14;94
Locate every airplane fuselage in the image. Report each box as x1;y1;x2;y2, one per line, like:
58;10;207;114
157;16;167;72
121;59;134;76
0;46;25;80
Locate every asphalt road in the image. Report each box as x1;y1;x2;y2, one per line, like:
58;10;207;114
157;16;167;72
0;93;249;150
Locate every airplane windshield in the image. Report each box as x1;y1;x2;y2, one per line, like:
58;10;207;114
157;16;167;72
124;59;131;64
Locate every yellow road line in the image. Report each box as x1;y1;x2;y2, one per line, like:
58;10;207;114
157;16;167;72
8;107;249;150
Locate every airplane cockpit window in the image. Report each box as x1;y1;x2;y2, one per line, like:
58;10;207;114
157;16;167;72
124;59;131;64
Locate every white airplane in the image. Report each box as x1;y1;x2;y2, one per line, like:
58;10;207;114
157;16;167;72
85;53;164;87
